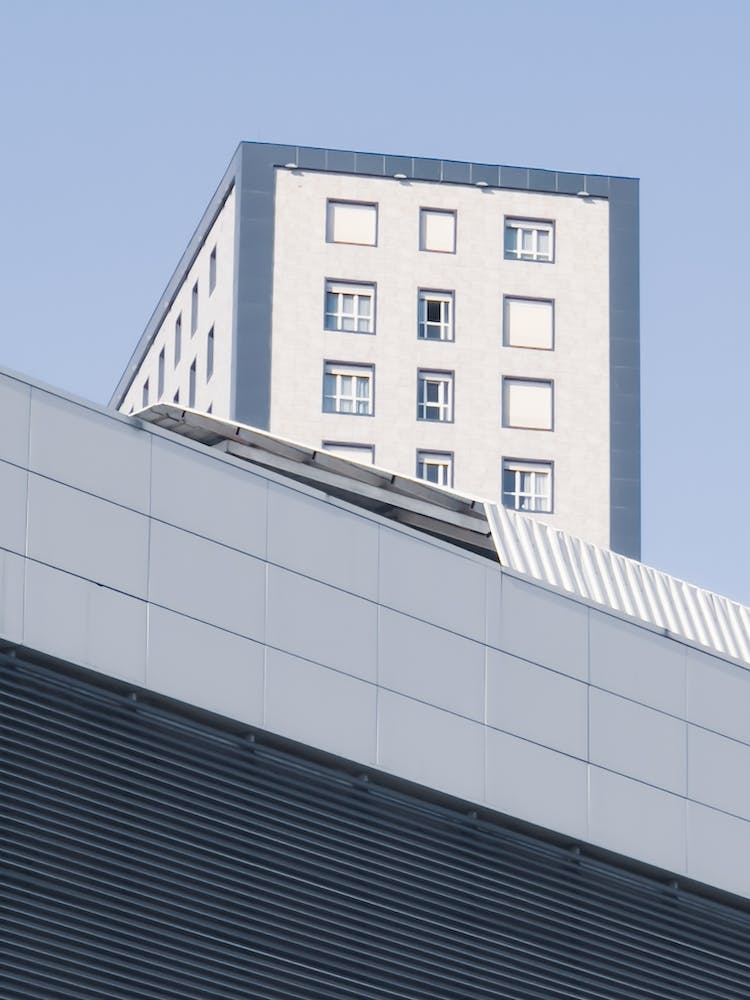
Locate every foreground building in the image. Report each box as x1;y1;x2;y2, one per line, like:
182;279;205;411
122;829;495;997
3;366;750;998
111;142;640;558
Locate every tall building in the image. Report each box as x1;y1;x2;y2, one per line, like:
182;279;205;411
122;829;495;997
3;366;750;998
111;142;640;558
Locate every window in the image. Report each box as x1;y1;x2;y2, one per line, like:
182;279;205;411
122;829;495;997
502;460;553;513
321;442;375;465
326;201;377;245
325;281;375;333
174;314;182;365
206;327;214;381
418;290;454;341
417;451;454;487
323;363;374;415
503;378;553;430
142;379;149;408
209;246;217;294
158;348;165;398
189;360;196;407
419;209;456;253
417;370;454;422
191;282;199;334
207;402;213;414
173;389;180;404
504;297;554;350
504;218;554;262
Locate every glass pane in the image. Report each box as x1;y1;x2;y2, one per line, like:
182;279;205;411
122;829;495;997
357;318;370;332
358;297;371;317
427;300;441;322
326;292;337;313
521;230;533;252
426;382;440;402
340;375;352;395
343;294;355;312
503;469;515;494
504;227;516;255
425;465;439;484
538;231;550;255
342;316;355;331
355;376;369;399
324;314;337;330
340;398;353;413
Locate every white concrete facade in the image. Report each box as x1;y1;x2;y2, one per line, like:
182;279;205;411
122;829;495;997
113;145;634;554
120;186;236;418
270;169;610;546
5;367;750;903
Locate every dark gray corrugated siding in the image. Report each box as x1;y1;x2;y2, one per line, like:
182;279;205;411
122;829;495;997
2;653;750;1000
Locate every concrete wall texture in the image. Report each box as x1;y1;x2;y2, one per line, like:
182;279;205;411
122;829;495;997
2;368;743;901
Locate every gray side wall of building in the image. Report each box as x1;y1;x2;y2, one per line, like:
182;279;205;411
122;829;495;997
110;148;244;410
3;370;687;897
608;178;641;558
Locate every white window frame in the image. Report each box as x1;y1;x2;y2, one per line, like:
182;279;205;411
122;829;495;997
419;208;457;253
323;363;374;416
502;377;554;431
321;441;375;465
417;370;454;422
416;451;454;487
504;218;554;262
503;296;555;351
502;459;553;513
326;200;378;246
418;290;454;341
325;281;375;334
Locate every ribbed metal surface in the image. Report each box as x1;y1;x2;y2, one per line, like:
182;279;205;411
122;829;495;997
486;502;750;665
3;653;750;1000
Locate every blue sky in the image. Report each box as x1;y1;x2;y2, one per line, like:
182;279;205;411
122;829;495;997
1;1;748;603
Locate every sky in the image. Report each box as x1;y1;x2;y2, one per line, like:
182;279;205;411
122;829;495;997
1;1;749;604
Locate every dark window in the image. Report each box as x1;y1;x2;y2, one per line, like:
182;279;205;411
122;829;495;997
207;327;214;381
189;361;196;407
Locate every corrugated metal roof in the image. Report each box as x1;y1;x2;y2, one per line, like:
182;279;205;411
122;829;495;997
139;405;750;668
485;502;750;666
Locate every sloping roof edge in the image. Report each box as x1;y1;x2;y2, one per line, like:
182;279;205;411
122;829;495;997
139;404;750;667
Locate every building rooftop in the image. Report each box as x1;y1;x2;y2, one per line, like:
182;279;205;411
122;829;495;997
110;139;639;411
141;403;749;667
